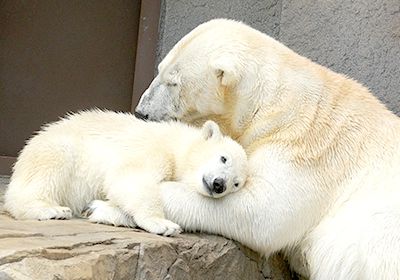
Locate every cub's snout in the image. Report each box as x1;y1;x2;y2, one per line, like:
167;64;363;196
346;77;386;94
212;177;226;194
202;176;227;196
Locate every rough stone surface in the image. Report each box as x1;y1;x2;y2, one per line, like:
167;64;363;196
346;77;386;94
157;0;400;115
0;176;292;280
279;0;400;115
156;0;282;64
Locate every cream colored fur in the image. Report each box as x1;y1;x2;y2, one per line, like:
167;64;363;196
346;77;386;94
4;110;247;236
135;19;400;279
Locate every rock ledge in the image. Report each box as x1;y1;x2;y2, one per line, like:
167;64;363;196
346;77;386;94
0;176;292;280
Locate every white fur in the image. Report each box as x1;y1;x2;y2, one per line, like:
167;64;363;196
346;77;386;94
4;110;248;236
136;19;400;279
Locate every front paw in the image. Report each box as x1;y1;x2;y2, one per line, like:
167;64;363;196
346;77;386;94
34;206;73;220
82;200;136;228
136;217;182;237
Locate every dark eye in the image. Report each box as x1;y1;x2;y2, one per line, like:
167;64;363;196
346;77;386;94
166;82;177;87
234;183;239;187
220;156;227;164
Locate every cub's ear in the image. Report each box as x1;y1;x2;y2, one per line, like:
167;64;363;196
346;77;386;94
202;120;222;140
210;56;239;87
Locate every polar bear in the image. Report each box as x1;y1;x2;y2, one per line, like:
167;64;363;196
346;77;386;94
135;19;400;279
4;110;248;236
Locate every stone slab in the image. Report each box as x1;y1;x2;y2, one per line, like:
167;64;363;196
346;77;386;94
0;176;292;280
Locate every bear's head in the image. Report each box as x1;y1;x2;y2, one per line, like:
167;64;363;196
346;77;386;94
186;120;248;198
135;19;282;135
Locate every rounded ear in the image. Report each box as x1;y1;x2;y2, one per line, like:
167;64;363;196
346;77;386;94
202;120;222;140
210;55;240;87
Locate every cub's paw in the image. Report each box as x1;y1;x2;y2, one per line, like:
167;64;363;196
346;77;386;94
136;217;182;237
82;200;137;228
33;206;73;220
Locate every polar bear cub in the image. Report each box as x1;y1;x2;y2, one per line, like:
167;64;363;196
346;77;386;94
4;110;248;236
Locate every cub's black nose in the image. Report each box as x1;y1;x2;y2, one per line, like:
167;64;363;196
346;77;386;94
134;111;148;120
212;178;226;194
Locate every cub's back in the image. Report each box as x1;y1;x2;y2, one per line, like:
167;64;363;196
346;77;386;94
20;110;200;167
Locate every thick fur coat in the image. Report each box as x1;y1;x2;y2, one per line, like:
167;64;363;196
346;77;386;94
5;110;247;236
135;19;400;279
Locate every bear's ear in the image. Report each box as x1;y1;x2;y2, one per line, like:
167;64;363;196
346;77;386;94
202;120;222;140
211;56;239;88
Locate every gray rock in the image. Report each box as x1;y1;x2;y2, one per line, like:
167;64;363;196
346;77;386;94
157;0;282;65
157;0;400;115
279;0;400;115
0;176;292;280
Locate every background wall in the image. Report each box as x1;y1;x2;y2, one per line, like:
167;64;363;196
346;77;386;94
156;0;400;115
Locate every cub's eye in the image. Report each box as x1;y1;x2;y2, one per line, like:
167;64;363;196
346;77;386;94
220;156;227;164
234;183;239;187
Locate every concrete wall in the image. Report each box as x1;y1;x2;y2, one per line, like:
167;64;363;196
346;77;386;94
156;0;400;115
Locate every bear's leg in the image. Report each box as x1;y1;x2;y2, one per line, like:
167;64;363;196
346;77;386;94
82;200;136;228
4;141;77;220
104;169;182;236
6;198;72;220
306;193;400;280
133;213;182;236
27;204;73;220
5;181;73;220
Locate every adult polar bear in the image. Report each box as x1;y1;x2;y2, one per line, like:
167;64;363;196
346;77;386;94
135;19;400;279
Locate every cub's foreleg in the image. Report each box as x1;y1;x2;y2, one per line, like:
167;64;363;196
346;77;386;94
103;166;181;236
82;199;136;228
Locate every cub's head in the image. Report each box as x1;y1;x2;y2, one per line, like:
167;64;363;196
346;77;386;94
185;121;248;198
135;19;277;128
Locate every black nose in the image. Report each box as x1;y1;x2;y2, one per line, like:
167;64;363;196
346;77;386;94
212;178;226;194
134;111;148;120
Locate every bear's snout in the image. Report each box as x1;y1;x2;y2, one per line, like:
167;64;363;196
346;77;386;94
134;111;149;121
212;178;226;194
202;176;227;196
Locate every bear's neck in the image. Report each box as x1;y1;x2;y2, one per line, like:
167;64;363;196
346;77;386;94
228;66;400;169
